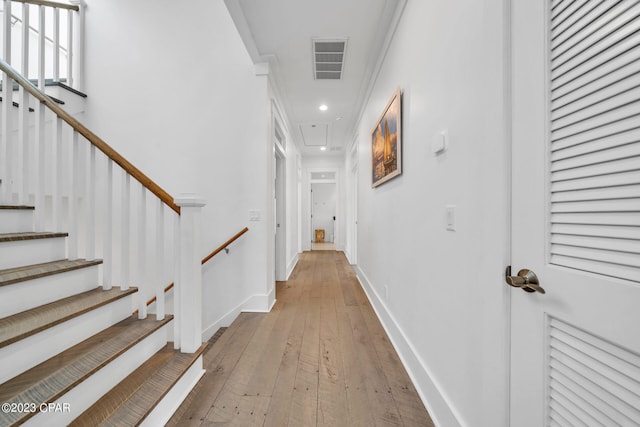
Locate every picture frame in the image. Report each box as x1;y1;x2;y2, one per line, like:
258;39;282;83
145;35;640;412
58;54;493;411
371;87;402;187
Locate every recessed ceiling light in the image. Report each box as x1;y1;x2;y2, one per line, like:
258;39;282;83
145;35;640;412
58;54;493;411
319;104;328;111
320;147;327;151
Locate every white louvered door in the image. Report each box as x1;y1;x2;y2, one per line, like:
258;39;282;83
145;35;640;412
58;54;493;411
511;1;640;426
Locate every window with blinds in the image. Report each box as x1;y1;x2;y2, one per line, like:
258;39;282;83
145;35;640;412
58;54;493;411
549;0;640;283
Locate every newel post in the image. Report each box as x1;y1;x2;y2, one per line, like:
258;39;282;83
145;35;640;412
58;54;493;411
175;194;206;353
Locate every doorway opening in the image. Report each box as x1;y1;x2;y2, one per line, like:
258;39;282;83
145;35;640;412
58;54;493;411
310;180;336;251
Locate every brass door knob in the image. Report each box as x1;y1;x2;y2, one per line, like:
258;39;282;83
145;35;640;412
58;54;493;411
505;268;545;294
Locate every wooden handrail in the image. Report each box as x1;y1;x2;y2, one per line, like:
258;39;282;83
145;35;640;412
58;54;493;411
11;0;79;11
137;227;250;312
0;58;181;214
202;227;249;265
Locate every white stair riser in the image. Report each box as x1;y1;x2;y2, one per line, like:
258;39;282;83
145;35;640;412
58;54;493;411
0;209;34;233
0;236;66;270
23;323;170;427
0;266;100;318
0;295;134;384
141;355;205;427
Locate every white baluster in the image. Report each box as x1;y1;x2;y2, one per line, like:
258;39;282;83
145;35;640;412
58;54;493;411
1;0;12;204
121;172;130;290
34;5;46;230
66;10;73;87
51;117;62;230
69;0;84;91
138;185;147;318
53;7;60;82
34;101;45;230
173;211;180;349
17;2;29;205
156;199;165;320
103;160;113;290
175;195;206;353
85;144;96;259
37;6;45;88
68;131;79;259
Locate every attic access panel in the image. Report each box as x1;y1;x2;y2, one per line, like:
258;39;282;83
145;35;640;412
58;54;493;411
313;38;348;80
300;123;328;147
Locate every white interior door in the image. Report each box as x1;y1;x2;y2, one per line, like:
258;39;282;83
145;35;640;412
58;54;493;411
311;183;336;243
510;1;640;425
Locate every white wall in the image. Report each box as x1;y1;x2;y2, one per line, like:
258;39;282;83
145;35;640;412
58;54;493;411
348;1;510;426
81;0;273;338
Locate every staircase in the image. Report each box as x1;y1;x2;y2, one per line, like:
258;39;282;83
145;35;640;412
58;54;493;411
0;205;206;426
0;2;209;423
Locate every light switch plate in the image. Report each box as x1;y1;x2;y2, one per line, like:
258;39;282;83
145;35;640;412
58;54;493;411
249;210;261;221
432;129;448;155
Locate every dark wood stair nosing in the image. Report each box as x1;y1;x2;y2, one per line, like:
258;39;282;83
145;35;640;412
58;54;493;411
0;286;138;349
0;231;69;243
0;258;103;288
0;315;174;426
0;205;35;210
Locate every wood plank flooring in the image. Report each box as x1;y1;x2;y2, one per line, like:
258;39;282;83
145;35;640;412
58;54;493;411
168;251;434;427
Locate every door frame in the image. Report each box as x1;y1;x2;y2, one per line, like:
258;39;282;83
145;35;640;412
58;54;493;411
272;102;287;282
307;168;339;248
274;145;286;281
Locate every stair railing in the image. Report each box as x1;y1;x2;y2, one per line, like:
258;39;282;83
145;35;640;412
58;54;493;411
140;227;249;311
1;0;84;90
0;58;205;354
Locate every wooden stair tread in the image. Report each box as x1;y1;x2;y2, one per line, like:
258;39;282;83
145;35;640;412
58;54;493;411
0;286;137;348
0;259;103;287
70;342;206;427
0;231;68;242
0;315;172;427
0;205;34;210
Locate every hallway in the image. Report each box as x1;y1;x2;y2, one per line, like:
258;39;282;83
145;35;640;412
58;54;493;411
168;251;434;426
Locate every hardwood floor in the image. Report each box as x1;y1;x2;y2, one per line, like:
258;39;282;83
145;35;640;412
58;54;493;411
168;251;434;427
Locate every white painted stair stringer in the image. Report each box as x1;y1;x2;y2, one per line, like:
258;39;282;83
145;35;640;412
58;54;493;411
0;208;34;233
0;295;134;384
23;322;171;427
0;235;67;270
0;265;101;318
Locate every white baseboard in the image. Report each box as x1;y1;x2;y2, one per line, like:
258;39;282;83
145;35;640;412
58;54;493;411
201;290;275;342
354;265;464;427
344;249;354;265
242;288;274;313
286;253;299;279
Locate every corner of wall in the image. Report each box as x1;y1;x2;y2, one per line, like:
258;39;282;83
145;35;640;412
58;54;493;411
201;287;276;342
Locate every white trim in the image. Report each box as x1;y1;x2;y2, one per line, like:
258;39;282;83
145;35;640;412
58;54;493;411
201;291;275;342
286;252;299;279
354;265;465;427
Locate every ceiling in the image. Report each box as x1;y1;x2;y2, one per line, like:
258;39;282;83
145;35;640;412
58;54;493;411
224;0;404;157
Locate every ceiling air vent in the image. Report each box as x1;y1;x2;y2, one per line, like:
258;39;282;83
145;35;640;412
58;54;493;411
313;38;347;80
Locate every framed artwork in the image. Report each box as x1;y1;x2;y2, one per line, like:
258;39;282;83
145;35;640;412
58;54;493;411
371;87;402;187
